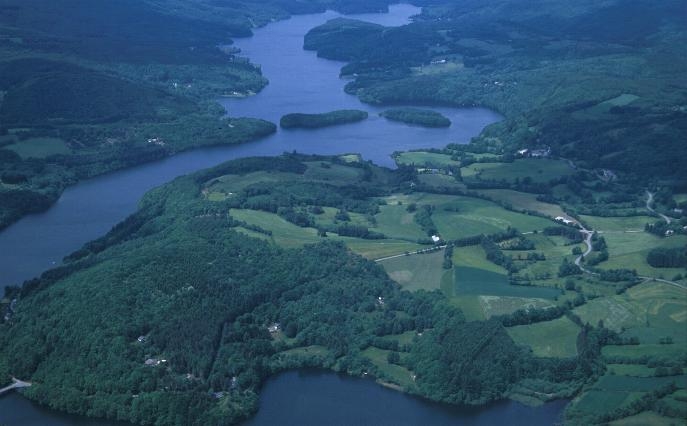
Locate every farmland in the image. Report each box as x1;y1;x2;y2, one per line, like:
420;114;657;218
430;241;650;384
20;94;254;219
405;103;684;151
461;159;575;184
379;250;446;291
507;316;580;358
394;151;459;168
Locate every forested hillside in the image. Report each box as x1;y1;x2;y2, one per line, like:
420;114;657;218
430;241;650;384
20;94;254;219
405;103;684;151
305;0;687;185
0;154;607;425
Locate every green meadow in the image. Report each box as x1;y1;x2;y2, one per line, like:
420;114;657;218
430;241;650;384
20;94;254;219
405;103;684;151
507;316;580;358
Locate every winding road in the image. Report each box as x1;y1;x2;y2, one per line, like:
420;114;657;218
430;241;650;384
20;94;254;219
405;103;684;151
646;190;672;224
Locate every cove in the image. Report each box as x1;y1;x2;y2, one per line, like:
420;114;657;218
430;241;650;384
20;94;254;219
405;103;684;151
0;4;527;425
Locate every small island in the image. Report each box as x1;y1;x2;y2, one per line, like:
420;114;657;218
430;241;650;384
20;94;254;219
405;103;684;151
280;109;368;129
380;108;451;128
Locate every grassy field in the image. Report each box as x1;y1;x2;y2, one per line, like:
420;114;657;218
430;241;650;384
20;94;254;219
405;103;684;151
345;240;425;260
230;209;321;248
596;232;687;278
453;266;560;299
609;411;683;426
6;137;71;158
417;173;466;189
380;193;555;240
394;151;460;167
313;207;371;229
374;202;428;241
575;280;687;347
431;198;554;240
607;364;657;377
477;189;570;219
478;295;555;318
379;250;446;291
361;347;415;389
507;316;580;358
302;161;364;185
512;233;584;285
602;344;687;359
581;215;654;232
461;158;574;183
231;208;424;259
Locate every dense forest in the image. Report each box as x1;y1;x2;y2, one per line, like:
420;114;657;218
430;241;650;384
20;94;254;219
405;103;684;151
280;110;368;129
380;108;451;128
0;154;606;425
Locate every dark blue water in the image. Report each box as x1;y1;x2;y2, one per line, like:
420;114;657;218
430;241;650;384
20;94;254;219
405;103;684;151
0;4;564;425
242;370;568;426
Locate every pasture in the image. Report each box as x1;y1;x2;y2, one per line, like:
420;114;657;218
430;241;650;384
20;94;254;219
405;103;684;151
394;151;459;168
477;189;570;219
379;249;446;291
581;215;653;232
596;232;687;278
230;208;424;258
361;347;415;389
507;316;580;358
6;137;70;158
461;158;574;184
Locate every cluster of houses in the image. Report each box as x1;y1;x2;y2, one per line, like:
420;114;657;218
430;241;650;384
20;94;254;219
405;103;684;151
516;147;551;158
554;216;577;227
144;358;167;367
267;322;281;333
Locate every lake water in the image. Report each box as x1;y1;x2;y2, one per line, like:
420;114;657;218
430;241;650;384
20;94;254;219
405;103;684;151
0;4;564;425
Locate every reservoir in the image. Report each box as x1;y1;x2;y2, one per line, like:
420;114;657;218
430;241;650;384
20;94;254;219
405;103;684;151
0;4;565;425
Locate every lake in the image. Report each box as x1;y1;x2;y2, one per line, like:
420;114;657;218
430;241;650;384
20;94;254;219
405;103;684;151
0;4;561;425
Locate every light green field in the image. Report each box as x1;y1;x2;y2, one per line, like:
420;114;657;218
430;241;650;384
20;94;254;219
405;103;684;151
383;192;543;240
345;239;424;260
512;233;583;284
206;171;297;194
280;345;331;358
603;93;641;106
572;389;642;416
230;209;321;247
302;161;363;185
477;189;570;219
417;173;466;189
574;296;646;332
231;208;423;258
380;250;446;291
478;295;555;318
361;347;415;388
431;198;554;240
596;232;687;278
581;215;653;232
6;137;70;158
461;158;574;183
374;203;427;241
453;245;506;272
606;364;656;377
394;151;460;168
602;344;687;359
454;266;560;299
507;316;580;358
609;411;682;426
576;281;687;345
313;207;371;229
